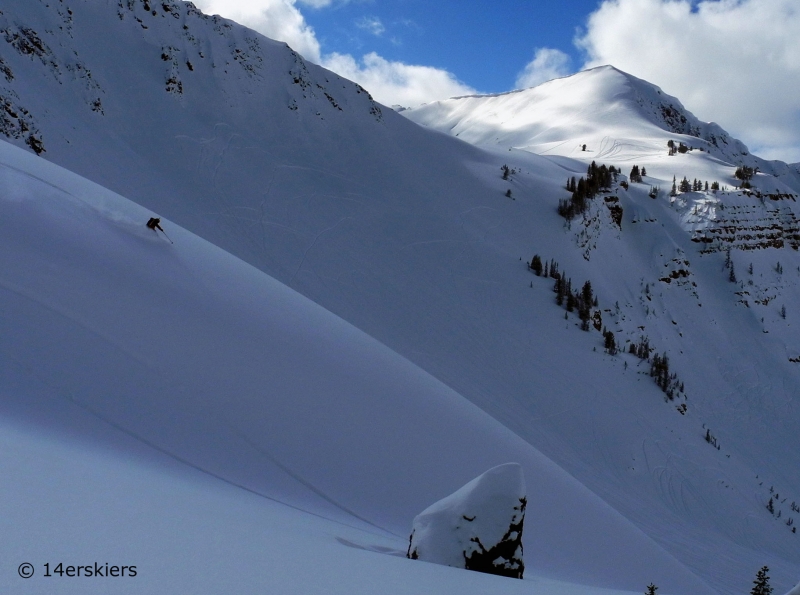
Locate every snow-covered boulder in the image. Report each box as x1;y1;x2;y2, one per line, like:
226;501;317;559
407;463;526;579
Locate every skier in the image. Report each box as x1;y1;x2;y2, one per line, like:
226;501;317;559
146;217;164;232
146;216;174;244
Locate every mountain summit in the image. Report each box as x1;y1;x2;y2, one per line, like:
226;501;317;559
403;66;798;179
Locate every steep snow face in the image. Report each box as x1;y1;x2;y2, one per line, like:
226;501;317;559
0;138;715;595
3;3;800;594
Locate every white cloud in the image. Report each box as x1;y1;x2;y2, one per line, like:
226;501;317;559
515;48;572;89
193;0;476;108
322;52;476;107
192;0;321;62
355;16;385;37
577;0;800;162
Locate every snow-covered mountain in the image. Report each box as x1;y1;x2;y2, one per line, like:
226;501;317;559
3;2;800;594
403;65;800;180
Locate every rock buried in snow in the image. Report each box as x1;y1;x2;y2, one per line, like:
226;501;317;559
407;463;526;579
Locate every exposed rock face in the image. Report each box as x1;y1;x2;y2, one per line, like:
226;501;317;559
407;463;526;579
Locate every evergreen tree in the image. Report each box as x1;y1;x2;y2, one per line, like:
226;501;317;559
634;336;651;360
671;176;678;197
604;330;617;355
581;280;594;308
641;166;647;177
530;254;543;276
566;288;576;312
549;260;559;279
751;566;773;595
645;583;658;595
555;275;566;305
735;166;755;182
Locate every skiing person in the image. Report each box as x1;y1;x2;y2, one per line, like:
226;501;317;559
146;217;164;232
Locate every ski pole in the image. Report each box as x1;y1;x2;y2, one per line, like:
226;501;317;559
160;228;174;244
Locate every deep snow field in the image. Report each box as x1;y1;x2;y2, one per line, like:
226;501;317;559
0;132;705;595
2;2;800;594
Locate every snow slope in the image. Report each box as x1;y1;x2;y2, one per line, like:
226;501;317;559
2;2;800;594
0;137;711;593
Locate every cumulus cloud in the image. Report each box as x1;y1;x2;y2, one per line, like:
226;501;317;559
577;0;800;162
355;16;385;37
193;0;475;107
515;48;572;89
322;52;476;107
192;0;321;62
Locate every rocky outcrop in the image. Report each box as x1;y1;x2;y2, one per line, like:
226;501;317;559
407;463;526;579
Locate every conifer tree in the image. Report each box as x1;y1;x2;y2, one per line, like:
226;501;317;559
566;288;576;312
530;254;543;276
645;583;658;595
751;566;773;595
555;275;566;305
581;280;593;308
549;260;559;279
604;330;617;354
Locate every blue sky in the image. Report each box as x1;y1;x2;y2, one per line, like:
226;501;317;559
300;0;598;94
